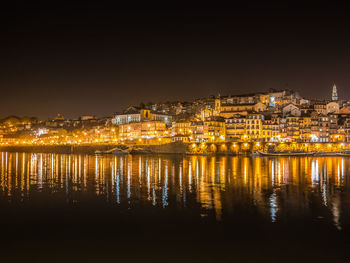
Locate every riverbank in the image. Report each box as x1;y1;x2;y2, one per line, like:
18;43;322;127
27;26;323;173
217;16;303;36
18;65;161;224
0;141;349;156
0;142;188;155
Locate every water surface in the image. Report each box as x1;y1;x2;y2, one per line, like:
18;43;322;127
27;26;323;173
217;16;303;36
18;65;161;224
1;152;349;262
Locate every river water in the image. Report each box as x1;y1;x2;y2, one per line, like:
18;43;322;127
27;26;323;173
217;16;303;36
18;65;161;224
0;152;349;262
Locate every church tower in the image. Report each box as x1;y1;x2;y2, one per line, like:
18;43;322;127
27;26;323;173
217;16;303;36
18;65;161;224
332;84;338;101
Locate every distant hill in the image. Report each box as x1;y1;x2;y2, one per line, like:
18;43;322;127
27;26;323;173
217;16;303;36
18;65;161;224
0;116;38;126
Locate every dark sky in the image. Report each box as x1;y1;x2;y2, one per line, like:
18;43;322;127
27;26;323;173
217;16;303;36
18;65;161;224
2;2;350;119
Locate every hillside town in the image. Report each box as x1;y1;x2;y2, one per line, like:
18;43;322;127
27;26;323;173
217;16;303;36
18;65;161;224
1;85;350;152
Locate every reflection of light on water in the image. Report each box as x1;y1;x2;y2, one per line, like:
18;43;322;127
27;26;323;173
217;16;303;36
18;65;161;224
196;156;223;221
201;157;207;179
38;154;43;189
271;160;275;186
78;155;81;180
152;188;157;206
277;159;286;184
127;157;131;199
196;159;199;184
321;160;327;206
311;159;319;186
7;153;12;195
337;164;340;187
1;152;4;192
95;156;99;194
74;156;78;183
15;153;18;188
60;155;64;186
220;157;226;189
158;158;161;182
0;153;348;226
182;162;187;207
5;152;8;178
147;160;150;199
120;156;123;175
152;159;158;206
139;157;142;185
276;160;281;185
51;154;54;180
188;161;192;192
68;155;71;179
21;153;25;195
179;164;183;204
65;156;69;198
179;165;182;191
114;156;119;204
332;193;342;231
243;159;247;185
163;161;168;208
116;171;120;204
322;183;327;206
270;190;278;223
84;155;88;187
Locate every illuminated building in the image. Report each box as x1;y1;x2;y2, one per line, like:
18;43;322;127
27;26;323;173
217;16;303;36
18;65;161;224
326;101;340;113
215;98;267;118
80;115;97;121
54;113;65;121
342;117;350;142
282;103;301;117
190;121;204;142
285;116;300;141
299;116;312;142
245;114;264;140
262;117;280;142
45;115;66;128
203;116;226;142
339;106;350;114
212;89;300;109
1;88;350;147
112;107;172;126
118;121;168;141
171;121;192;142
328;114;339;136
199;106;215;120
225;114;246;141
311;112;330;142
313;101;327;115
332;84;338;101
111;107;172;142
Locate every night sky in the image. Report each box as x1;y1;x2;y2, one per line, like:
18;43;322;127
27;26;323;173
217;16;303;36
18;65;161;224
2;2;350;119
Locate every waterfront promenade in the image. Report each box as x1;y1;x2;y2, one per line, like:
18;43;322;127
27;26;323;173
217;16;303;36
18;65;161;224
0;141;348;155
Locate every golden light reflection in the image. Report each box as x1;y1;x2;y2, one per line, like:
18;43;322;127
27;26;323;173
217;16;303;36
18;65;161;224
0;152;348;228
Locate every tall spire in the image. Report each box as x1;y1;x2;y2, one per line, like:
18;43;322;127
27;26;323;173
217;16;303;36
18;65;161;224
332;84;338;101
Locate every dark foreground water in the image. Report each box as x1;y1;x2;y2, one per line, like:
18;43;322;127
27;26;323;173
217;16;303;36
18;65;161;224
0;152;350;262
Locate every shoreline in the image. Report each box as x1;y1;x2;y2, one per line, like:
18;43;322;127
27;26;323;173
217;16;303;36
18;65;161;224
0;144;348;157
0;142;189;155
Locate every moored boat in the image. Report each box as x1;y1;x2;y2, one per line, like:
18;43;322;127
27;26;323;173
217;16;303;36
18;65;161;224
313;150;350;157
314;152;339;157
337;149;350;157
129;147;152;154
336;153;350;157
186;152;209;156
255;151;316;157
95;145;132;155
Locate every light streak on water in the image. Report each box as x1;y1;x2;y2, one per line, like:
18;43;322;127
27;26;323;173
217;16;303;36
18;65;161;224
0;153;347;230
270;190;278;223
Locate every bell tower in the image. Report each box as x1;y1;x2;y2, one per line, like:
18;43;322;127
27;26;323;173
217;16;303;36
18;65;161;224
332;84;338;101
